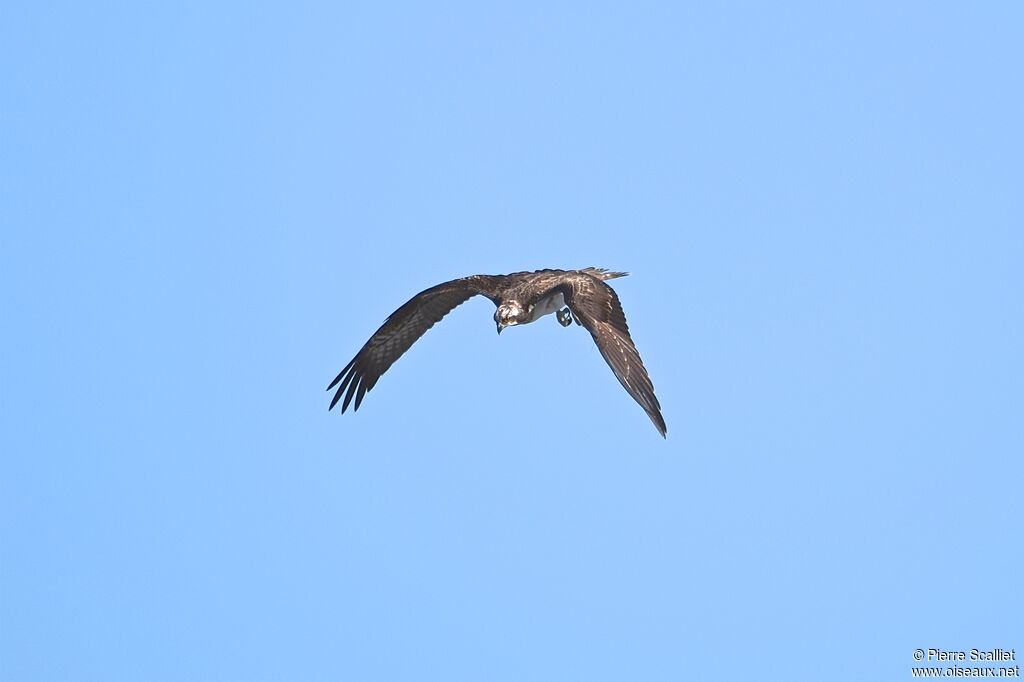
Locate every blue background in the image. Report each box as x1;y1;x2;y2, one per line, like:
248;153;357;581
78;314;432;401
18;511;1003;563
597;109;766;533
2;2;1021;680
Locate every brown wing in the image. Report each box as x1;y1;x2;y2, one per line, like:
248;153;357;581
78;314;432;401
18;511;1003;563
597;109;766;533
557;273;667;437
328;275;500;413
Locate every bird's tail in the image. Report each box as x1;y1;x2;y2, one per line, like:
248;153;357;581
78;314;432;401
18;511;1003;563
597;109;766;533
581;267;629;281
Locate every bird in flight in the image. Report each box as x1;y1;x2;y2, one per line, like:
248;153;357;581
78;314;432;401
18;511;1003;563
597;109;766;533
327;267;667;437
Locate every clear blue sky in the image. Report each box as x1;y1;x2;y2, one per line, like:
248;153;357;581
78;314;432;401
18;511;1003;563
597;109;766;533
2;2;1021;680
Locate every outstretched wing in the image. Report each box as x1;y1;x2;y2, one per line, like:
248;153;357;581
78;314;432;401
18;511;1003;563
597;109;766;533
557;273;667;437
328;275;500;413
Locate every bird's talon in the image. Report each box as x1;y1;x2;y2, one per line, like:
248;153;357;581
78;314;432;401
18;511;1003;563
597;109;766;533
557;308;572;327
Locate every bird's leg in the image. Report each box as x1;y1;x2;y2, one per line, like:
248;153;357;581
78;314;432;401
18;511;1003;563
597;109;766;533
556;307;573;327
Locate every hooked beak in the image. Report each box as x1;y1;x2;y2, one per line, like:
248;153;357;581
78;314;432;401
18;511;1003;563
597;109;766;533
496;322;503;335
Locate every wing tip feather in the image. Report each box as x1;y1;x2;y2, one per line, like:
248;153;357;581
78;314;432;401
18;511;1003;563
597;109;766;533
652;413;668;438
584;267;629;280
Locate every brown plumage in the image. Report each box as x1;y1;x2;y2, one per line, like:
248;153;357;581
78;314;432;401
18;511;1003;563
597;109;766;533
327;268;667;437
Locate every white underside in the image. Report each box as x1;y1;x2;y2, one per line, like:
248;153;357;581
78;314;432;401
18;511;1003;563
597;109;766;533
526;292;566;323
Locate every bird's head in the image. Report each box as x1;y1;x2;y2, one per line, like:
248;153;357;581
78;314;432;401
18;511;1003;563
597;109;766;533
494;302;525;334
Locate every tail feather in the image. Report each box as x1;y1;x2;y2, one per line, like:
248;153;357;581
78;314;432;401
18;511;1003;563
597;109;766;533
580;267;629;281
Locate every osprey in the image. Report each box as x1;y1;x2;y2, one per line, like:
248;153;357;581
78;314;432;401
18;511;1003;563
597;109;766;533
327;267;667;437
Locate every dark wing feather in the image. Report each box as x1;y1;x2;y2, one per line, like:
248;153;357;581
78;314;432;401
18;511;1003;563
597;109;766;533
558;273;667;437
328;275;499;413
